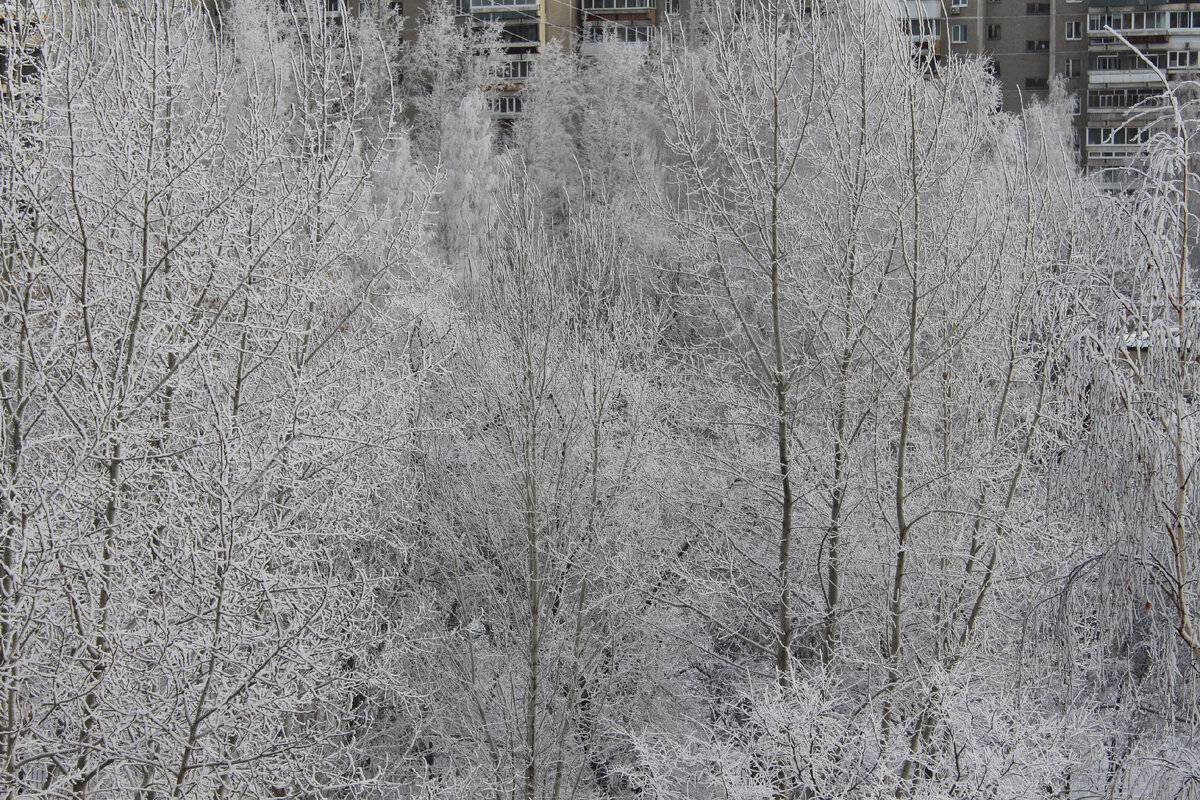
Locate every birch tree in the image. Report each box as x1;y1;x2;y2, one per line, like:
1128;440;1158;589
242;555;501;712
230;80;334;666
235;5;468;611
402;0;504;161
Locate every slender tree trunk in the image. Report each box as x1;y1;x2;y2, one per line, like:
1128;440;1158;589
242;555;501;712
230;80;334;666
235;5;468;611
886;85;922;735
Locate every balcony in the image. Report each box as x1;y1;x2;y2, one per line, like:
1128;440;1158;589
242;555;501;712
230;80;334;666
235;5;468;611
489;93;523;118
581;21;653;54
1169;11;1200;31
1089;11;1167;37
279;0;347;18
898;0;941;19
901;13;941;47
499;56;533;80
1086;124;1152;162
470;0;539;12
493;56;533;89
1088;96;1165;116
584;0;655;10
1089;68;1160;86
1087;144;1147;160
499;22;540;46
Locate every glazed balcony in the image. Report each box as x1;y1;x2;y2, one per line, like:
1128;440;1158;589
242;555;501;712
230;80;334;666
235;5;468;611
470;0;539;13
583;0;655;11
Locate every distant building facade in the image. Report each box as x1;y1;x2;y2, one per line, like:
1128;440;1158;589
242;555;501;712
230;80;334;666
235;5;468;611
430;0;1099;145
390;0;683;120
907;0;1200;179
289;0;1192;178
1084;4;1199;184
900;0;1089;159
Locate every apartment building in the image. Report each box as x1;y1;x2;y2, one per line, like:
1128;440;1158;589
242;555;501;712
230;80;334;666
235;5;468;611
445;0;681;118
922;0;1200;177
384;0;1092;129
933;0;1090;155
462;0;576;118
1086;5;1200;183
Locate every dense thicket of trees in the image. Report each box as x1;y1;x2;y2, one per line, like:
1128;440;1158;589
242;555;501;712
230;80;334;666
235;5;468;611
3;0;1199;797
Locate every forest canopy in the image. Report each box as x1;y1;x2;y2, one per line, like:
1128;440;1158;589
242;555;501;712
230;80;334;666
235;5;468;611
1;0;1198;797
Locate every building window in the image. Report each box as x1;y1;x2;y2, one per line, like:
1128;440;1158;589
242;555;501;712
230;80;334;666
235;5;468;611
1026;40;1049;52
502;24;540;44
1096;11;1165;31
584;0;655;9
1065;20;1081;39
1026;77;1049;89
1087;127;1148;146
1168;50;1200;70
1088;88;1159;109
490;95;523;116
499;58;533;80
583;22;656;42
905;18;940;37
951;0;967;7
1026;3;1049;14
1072;95;1081;115
951;24;967;44
987;24;1001;40
1065;58;1081;78
1170;12;1200;29
1094;54;1119;70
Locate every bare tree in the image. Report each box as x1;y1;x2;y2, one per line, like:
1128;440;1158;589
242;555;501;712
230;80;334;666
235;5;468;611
0;1;428;796
412;177;662;800
652;2;1083;796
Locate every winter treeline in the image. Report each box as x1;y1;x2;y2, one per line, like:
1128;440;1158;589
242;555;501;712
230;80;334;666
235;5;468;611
1;0;1199;797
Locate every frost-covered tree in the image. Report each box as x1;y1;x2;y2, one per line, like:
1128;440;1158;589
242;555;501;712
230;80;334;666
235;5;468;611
0;1;428;796
437;89;502;279
577;42;660;211
512;43;581;223
651;0;1091;795
410;177;667;800
6;0;1200;796
402;0;505;161
1051;39;1200;795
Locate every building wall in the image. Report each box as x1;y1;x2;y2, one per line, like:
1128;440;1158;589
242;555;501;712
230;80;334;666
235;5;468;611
946;0;1089;159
